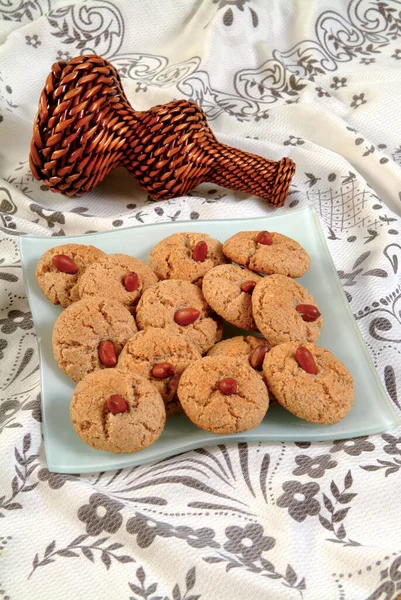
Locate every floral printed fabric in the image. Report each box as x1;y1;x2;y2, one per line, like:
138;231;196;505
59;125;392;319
1;1;401;598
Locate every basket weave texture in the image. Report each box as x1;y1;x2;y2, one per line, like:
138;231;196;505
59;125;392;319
29;54;295;205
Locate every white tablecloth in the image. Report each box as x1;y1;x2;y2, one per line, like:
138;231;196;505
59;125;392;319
1;1;401;598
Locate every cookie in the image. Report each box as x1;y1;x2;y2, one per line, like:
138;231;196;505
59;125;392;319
117;328;202;416
263;342;354;424
36;243;106;308
70;369;166;453
52;297;137;382
136;280;222;354
148;232;227;285
177;356;269;433
222;230;310;277
252;274;322;346
202;264;262;330
78;253;158;312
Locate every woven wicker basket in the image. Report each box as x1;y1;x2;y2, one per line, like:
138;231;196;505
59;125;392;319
29;54;295;205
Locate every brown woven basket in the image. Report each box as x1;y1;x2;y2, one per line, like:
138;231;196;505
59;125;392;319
29;54;295;205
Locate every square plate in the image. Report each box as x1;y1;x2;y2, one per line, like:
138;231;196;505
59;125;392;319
20;206;400;473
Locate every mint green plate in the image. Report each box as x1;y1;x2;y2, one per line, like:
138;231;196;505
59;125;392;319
20;206;400;473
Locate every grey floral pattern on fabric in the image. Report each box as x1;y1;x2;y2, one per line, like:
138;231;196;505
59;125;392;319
0;310;33;334
0;399;21;424
292;454;337;478
126;512;220;551
78;494;124;536
382;433;401;455
276;481;320;522
350;93;367;109
38;468;79;489
223;524;275;562
25;34;41;48
126;512;174;548
330;436;375;456
330;76;347;89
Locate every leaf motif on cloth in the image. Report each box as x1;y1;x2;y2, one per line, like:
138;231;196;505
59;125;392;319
0;0;49;23
28;533;135;579
47;2;124;58
0;433;40;517
318;471;361;547
128;565;201;600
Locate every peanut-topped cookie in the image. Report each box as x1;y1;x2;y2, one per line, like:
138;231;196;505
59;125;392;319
178;356;269;433
148;232;227;285
118;328;202;416
78;253;158;313
202;264;262;330
136;280;222;354
222;230;310;277
36;243;106;308
263;342;354;424
70;369;166;453
252;274;322;346
52;297;137;382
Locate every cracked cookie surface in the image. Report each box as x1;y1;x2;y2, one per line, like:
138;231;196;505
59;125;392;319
36;243;106;308
52;297;137;382
263;342;354;424
202;264;262;330
78;253;158;312
118;328;201;416
136;280;222;354
222;231;310;277
148;232;227;285
252;274;322;346
177;356;269;433
70;369;166;453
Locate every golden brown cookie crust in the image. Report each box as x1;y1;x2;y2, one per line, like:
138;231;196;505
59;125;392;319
202;264;262;331
252;274;322;346
52;297;137;382
222;231;310;277
148;232;227;285
136;280;222;354
177;356;269;433
263;342;354;424
117;328;201;416
36;244;106;308
78;253;158;311
70;369;166;453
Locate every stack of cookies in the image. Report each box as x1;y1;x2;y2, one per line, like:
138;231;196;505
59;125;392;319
36;229;354;455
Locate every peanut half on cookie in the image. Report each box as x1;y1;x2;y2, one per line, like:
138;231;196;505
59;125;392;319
222;230;310;277
148;232;227;285
36;243;106;308
71;369;166;453
263;342;354;425
178;356;269;434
